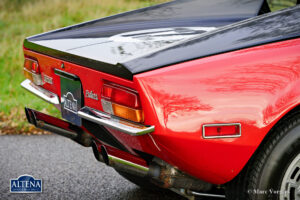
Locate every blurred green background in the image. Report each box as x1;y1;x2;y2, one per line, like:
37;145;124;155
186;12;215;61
0;0;297;134
0;0;166;134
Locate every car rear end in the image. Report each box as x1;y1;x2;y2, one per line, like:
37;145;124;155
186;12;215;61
22;0;286;198
22;46;156;158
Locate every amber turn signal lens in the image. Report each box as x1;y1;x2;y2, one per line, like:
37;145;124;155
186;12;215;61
112;103;144;123
24;68;33;80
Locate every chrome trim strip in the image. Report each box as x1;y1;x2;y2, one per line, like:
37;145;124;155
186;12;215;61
190;191;226;199
108;155;149;172
78;106;155;136
21;79;60;105
202;123;241;139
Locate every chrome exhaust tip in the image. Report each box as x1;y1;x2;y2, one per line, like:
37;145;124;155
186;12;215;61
25;107;37;126
96;144;149;177
92;141;102;162
101;145;109;165
24;107;92;147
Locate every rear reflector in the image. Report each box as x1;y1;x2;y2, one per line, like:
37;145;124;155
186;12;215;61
203;123;241;139
101;82;144;123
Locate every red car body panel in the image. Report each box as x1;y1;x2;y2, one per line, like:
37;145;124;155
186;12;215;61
23;37;300;184
134;38;300;184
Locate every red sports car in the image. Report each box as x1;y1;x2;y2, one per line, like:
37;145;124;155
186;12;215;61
21;0;300;199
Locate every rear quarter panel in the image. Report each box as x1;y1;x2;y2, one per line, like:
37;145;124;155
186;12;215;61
134;38;300;184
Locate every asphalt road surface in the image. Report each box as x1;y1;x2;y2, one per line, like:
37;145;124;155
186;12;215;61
0;135;221;200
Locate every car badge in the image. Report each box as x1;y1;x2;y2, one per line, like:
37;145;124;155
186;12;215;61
43;73;53;85
62;92;78;113
86;90;98;101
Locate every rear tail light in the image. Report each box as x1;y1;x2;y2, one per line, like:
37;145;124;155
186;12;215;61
101;82;144;123
23;57;43;85
203;123;241;139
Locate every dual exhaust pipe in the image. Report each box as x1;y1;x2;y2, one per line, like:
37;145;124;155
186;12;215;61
25;107;214;194
91;141;213;192
92;145;224;199
91;142;149;177
25;107;92;147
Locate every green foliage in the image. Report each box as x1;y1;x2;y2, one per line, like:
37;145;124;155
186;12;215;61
268;0;297;11
0;0;166;123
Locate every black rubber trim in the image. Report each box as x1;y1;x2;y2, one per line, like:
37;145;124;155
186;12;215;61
82;119;128;152
54;68;79;80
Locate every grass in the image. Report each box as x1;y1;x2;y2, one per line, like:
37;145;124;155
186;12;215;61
0;0;166;133
268;0;297;11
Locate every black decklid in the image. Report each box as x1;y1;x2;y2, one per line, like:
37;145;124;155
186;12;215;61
25;0;266;79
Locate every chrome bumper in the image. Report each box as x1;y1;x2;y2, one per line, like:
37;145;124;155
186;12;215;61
21;79;154;136
21;79;60;105
78;107;154;136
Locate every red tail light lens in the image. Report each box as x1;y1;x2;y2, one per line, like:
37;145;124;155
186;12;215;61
24;58;40;73
31;61;40;73
102;84;141;109
101;82;143;123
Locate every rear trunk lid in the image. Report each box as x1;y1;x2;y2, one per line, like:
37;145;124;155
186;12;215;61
24;0;265;79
